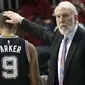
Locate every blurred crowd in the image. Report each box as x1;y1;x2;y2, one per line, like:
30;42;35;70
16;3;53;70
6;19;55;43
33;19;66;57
0;0;85;43
0;0;85;82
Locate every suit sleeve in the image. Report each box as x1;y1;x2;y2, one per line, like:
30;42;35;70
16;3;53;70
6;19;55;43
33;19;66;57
20;19;54;45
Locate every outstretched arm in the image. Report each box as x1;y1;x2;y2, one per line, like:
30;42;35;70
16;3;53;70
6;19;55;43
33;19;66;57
28;43;41;85
3;11;54;44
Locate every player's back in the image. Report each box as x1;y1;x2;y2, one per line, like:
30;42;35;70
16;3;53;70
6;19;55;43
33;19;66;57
0;35;31;85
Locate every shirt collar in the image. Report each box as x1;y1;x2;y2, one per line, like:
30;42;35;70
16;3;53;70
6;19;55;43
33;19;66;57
64;24;78;40
0;35;19;38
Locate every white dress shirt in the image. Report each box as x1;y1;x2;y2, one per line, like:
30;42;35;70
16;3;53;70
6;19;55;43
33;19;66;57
58;25;78;84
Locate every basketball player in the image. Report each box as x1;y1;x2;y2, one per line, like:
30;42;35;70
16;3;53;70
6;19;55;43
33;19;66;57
0;12;41;85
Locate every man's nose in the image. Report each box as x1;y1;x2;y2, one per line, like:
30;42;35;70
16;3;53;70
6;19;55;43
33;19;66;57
59;16;64;22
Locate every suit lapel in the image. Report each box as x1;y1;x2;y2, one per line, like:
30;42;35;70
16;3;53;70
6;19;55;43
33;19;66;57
48;30;63;85
64;27;81;77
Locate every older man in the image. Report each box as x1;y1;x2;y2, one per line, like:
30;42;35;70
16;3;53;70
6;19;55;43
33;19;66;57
3;1;85;85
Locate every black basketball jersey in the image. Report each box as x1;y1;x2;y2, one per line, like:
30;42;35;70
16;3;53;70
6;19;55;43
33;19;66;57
0;36;31;85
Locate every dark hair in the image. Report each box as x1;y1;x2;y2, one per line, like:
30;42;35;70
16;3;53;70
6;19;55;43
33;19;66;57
0;12;17;30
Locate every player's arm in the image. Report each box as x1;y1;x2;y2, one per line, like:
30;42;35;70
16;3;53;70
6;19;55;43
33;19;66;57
28;43;41;85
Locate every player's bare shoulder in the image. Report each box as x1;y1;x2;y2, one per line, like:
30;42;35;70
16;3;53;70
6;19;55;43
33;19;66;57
25;41;37;59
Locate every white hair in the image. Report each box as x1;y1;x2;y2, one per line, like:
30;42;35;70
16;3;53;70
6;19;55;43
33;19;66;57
54;1;78;16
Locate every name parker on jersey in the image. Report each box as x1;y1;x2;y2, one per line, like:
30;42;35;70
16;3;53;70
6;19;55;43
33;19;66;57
0;45;22;53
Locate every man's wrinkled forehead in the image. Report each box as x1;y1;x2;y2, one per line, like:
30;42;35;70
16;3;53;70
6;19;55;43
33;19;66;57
55;6;72;15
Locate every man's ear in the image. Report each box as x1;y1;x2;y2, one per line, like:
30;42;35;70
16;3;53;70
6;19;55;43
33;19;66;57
74;15;78;21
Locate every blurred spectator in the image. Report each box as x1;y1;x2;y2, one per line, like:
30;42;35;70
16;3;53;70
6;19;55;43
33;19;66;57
20;0;52;76
21;0;52;19
21;0;54;29
20;0;54;45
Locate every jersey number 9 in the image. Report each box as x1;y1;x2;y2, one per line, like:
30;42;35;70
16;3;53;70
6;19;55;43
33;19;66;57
1;56;18;79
